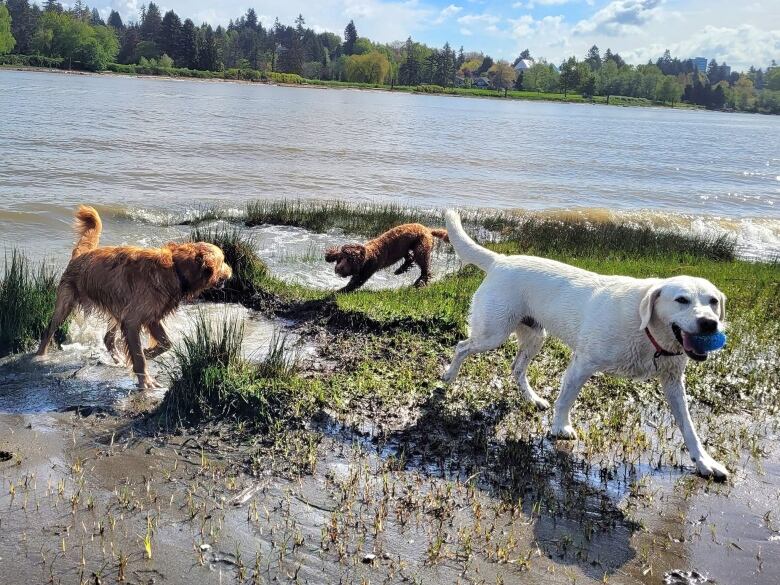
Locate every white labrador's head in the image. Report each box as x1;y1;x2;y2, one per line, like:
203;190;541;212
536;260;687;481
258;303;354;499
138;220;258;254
639;276;726;361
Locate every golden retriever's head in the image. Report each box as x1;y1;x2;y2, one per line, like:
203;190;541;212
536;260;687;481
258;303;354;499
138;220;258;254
325;244;366;278
639;275;726;361
170;242;233;296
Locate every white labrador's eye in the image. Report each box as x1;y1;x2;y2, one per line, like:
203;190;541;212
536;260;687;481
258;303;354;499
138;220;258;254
709;297;719;305
674;297;690;304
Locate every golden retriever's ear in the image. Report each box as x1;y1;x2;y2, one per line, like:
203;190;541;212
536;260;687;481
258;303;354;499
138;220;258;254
325;247;341;263
639;283;663;331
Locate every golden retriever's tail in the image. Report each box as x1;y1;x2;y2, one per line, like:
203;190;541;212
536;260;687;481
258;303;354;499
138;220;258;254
72;205;102;258
430;228;449;243
444;210;497;271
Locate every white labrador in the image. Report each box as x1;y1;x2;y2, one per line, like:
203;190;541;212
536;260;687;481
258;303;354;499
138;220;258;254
442;210;728;479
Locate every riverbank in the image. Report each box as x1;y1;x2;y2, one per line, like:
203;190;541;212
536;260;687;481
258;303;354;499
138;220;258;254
1;201;778;583
1;62;683;110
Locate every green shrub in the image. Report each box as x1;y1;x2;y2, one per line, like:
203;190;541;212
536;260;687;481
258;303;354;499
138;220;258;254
266;71;304;84
0;54;65;68
0;251;64;357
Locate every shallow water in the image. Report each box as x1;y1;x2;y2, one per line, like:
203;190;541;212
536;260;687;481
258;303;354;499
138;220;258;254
1;70;780;261
0;302;310;414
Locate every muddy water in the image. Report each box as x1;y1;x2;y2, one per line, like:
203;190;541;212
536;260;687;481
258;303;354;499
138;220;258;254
1;410;778;585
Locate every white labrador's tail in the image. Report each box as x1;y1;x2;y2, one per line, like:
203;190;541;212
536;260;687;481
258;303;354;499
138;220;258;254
444;210;498;271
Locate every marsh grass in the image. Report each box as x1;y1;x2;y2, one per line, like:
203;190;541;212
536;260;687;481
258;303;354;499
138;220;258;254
190;226;269;295
0;250;64;357
179;200;735;261
160;310;321;431
244;200;442;236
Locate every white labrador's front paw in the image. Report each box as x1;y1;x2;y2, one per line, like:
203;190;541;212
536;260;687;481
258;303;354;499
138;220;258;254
550;423;577;440
529;395;550;410
441;366;456;384
694;454;729;480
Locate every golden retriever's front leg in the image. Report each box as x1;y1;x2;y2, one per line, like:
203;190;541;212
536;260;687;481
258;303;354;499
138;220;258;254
121;321;161;389
144;321;172;360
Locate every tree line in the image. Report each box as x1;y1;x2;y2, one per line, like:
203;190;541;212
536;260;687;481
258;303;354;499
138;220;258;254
0;1;778;113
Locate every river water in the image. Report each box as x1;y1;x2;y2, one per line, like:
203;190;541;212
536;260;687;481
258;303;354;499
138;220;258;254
1;69;779;261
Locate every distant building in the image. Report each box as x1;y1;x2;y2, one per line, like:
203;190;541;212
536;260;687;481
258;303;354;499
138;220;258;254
693;57;708;73
721;65;731;77
513;58;534;73
472;77;490;89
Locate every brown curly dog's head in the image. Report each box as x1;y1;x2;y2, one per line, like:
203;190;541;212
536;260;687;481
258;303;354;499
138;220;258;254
325;244;366;278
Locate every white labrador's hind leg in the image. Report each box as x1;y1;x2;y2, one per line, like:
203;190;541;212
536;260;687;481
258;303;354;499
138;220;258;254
512;325;549;410
443;285;514;384
442;330;511;383
550;355;595;439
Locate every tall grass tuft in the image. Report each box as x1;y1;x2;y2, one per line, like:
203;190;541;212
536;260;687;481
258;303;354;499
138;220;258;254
160;311;315;430
0;250;64;357
190;226;268;295
160;310;247;425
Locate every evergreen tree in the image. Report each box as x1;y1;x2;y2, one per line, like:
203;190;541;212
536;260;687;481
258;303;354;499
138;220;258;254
180;18;198;69
90;8;104;26
159;10;182;64
519;48;531;60
43;0;62;13
6;0;38;54
476;55;493;75
107;10;123;30
140;2;162;43
584;45;601;70
245;8;258;31
343;19;357;55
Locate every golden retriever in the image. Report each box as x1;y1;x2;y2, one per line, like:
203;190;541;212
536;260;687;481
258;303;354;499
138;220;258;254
36;206;232;389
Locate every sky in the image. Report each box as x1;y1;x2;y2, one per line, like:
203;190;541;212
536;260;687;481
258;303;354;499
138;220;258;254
96;0;779;70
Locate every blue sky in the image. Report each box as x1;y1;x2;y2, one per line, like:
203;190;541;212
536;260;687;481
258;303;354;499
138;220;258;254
96;0;778;70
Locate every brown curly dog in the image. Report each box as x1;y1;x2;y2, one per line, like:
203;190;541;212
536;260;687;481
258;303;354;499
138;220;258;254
36;206;233;389
325;223;449;292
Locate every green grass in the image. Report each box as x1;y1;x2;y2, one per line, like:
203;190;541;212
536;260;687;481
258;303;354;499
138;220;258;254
0;250;64;357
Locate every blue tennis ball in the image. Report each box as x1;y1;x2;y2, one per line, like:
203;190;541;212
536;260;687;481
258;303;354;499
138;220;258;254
689;331;727;353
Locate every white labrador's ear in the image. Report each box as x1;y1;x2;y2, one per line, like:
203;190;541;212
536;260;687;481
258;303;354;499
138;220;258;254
718;290;726;321
639;283;663;331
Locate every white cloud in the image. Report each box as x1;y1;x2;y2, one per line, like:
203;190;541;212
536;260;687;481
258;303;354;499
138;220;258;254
573;0;664;36
433;4;463;25
457;13;501;26
460;27;473;36
623;24;780;70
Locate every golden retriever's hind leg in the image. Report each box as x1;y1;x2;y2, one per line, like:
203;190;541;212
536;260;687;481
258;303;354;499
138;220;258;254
36;288;75;356
144;321;172;360
121;321;160;389
104;323;128;365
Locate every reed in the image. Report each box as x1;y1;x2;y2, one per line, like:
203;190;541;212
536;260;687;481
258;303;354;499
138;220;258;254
0;250;64;357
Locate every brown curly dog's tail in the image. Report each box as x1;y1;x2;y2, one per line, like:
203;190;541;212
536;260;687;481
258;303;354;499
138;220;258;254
430;228;449;243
